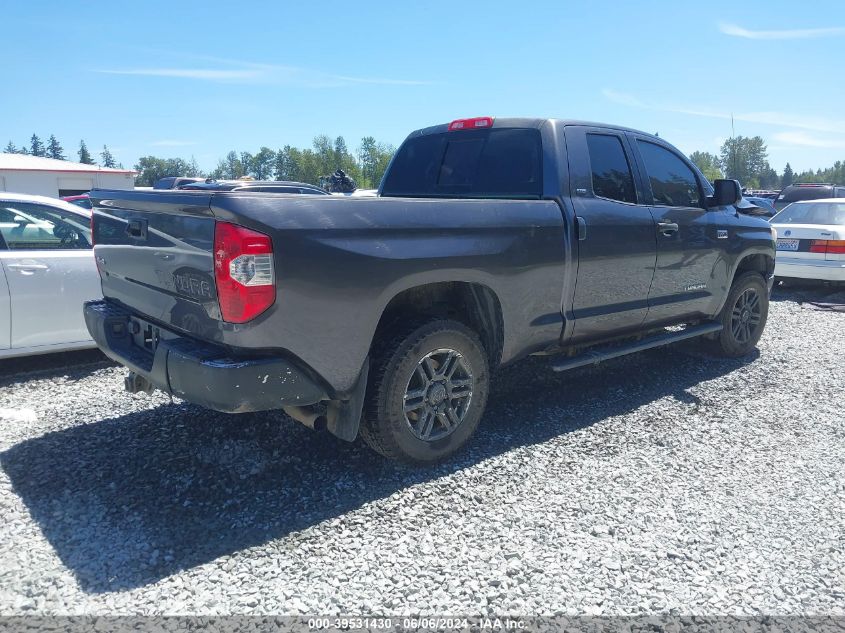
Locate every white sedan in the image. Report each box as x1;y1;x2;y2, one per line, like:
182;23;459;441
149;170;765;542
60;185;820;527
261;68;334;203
772;198;845;282
0;192;101;359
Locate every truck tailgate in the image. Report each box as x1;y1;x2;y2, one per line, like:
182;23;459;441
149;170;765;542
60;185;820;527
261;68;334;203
90;190;221;340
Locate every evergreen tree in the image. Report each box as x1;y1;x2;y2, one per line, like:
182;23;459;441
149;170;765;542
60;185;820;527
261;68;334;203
333;136;348;168
78;140;94;164
46;135;65;160
273;146;298;181
100;145;116;168
30;134;46;157
252;147;276;180
781;163;794;188
758;164;780;190
187;156;202;178
239;152;254;178
358;136;395;188
3;141;16;154
209;151;244;180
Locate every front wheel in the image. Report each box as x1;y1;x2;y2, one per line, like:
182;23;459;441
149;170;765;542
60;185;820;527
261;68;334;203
707;271;769;357
360;320;489;464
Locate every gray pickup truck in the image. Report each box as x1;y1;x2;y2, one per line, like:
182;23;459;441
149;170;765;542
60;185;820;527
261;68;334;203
84;117;776;463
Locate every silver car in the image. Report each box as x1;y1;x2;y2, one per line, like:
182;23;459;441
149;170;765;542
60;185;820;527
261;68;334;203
0;192;101;358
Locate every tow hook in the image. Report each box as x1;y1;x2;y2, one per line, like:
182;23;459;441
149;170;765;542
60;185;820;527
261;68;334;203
124;372;155;395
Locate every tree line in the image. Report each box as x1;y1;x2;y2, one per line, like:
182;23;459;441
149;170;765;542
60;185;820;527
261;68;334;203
133;135;395;189
4;135;120;168
689;136;845;190
3;132;394;189
5;131;844;192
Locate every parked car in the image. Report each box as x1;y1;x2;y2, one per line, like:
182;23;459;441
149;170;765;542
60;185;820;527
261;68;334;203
746;190;779;200
774;183;845;211
61;193;92;209
772;199;845;283
84;117;775;464
0;193;100;358
153;176;206;190
740;196;778;218
177;180;330;195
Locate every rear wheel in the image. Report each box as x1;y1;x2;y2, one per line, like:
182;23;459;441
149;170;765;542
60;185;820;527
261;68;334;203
707;271;769;357
360;320;489;464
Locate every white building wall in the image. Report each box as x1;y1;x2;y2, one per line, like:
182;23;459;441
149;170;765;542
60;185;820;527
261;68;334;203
0;170;134;197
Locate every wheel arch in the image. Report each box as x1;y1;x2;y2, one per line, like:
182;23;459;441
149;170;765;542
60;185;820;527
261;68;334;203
733;251;774;281
371;281;505;367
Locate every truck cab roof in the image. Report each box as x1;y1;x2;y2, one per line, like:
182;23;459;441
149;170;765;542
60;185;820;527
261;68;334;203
409;117;662;140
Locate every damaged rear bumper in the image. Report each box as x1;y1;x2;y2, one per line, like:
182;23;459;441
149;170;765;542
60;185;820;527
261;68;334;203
83;300;329;413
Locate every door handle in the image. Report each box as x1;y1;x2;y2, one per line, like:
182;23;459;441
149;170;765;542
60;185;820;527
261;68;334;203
575;216;587;240
657;222;679;236
7;263;49;271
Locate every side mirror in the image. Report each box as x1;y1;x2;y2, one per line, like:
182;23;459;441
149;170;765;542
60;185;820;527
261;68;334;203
707;179;742;208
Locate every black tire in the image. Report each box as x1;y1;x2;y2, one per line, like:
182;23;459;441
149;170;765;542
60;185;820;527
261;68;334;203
360;319;489;464
706;271;769;357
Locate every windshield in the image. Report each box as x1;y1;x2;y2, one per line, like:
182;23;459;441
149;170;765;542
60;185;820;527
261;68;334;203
772;202;845;225
381;128;543;199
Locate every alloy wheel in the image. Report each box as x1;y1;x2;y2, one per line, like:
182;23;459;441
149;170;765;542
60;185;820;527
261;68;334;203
402;348;473;442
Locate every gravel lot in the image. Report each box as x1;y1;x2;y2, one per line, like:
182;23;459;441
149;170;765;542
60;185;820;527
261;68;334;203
0;285;843;617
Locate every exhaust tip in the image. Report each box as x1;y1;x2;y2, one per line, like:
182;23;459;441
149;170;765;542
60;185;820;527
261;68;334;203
282;405;327;431
312;415;327;432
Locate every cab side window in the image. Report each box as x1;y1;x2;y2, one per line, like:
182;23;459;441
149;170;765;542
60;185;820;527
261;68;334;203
586;133;637;204
0;202;91;250
637;141;702;208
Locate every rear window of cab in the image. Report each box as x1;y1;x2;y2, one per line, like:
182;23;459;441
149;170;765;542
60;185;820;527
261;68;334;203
381;128;542;199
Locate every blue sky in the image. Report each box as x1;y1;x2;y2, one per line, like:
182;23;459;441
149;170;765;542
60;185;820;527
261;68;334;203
3;0;844;175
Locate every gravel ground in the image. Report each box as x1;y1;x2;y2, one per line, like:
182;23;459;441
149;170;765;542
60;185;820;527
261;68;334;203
0;285;843;617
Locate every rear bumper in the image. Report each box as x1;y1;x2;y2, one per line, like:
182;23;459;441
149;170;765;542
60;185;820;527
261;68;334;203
775;259;845;282
83;300;328;413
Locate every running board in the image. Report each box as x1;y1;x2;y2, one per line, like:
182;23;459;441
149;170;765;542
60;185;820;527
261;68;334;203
550;322;723;372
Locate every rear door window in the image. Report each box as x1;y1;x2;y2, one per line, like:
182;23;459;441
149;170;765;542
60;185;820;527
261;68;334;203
637;141;702;208
381;128;542;199
586;133;637;204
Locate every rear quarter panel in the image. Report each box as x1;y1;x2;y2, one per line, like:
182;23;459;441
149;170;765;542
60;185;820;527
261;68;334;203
210;194;567;395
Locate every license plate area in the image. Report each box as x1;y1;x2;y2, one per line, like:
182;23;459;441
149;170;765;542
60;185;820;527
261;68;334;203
777;238;800;251
130;317;161;354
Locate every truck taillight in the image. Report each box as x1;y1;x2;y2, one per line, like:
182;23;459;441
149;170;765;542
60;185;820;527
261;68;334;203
214;221;275;323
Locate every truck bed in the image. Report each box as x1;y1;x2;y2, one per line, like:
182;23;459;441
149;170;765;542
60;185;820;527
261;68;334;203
90;189;569;395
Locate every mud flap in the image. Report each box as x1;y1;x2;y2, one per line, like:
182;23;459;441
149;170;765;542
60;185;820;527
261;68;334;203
326;357;369;442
